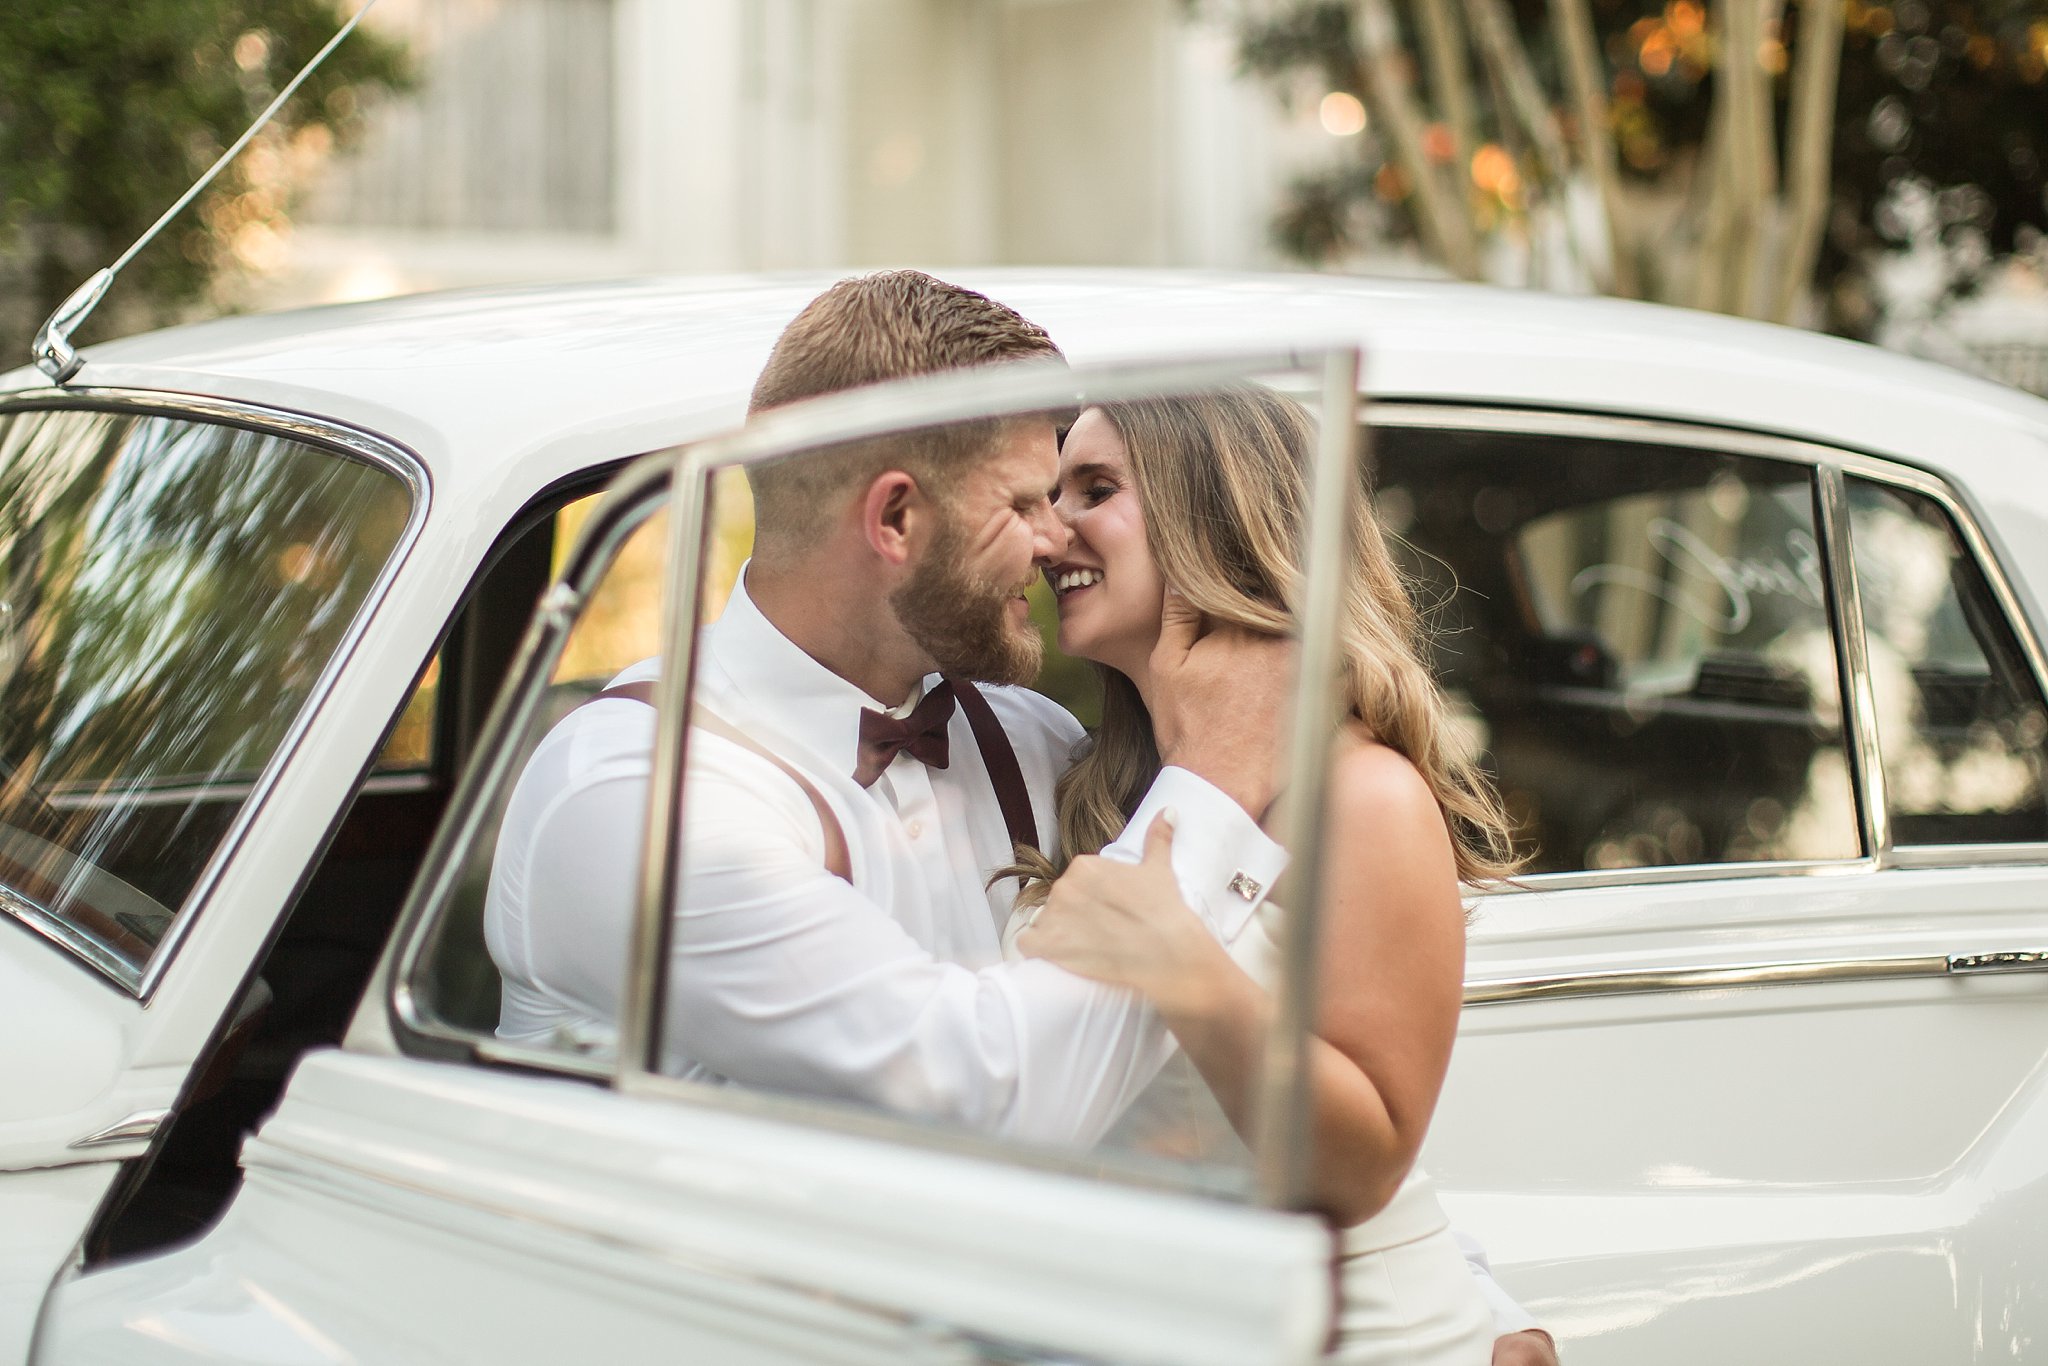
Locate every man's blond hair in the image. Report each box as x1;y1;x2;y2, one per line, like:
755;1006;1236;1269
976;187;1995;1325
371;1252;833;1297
746;271;1063;559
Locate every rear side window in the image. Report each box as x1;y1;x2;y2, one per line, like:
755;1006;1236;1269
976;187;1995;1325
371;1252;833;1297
1372;423;1859;875
1848;477;2048;844
0;407;413;987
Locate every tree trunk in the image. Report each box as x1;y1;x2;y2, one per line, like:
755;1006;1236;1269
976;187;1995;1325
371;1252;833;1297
1463;0;1606;279
1352;0;1484;279
1736;0;1787;314
1691;73;1740;311
1416;0;1480;194
1462;0;1573;185
1773;0;1846;322
1720;0;1774;317
1549;0;1637;295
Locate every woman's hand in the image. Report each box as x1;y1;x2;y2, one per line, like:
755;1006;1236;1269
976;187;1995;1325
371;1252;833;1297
1016;812;1228;1018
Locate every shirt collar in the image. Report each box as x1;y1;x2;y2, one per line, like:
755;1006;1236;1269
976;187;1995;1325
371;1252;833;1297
702;563;939;777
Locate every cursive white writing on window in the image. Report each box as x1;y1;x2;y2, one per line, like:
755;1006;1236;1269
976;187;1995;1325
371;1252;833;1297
1569;518;1825;635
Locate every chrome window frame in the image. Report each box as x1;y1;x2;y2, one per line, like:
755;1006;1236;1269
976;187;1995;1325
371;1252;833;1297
0;389;430;998
1364;403;2048;896
625;351;1360;1211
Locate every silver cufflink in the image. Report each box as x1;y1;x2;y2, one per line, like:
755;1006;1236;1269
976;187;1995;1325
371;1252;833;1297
1228;871;1263;903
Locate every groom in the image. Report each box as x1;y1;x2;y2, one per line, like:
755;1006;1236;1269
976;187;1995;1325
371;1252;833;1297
486;270;1553;1363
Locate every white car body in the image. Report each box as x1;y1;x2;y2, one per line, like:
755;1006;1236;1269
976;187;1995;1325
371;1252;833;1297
4;270;2046;1364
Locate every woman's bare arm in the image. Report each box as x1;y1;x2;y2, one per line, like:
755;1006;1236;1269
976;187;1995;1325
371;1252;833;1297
1020;738;1468;1225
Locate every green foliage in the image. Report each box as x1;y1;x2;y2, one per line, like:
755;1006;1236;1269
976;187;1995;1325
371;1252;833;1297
0;1;410;364
1234;0;2048;333
1237;0;1369;99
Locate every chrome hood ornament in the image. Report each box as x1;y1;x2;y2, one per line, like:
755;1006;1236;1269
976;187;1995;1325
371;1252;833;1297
30;0;383;385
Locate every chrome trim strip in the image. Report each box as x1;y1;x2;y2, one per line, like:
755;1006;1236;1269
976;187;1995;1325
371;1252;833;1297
669;351;1340;489
1251;348;1361;1209
622;441;706;1078
67;1107;170;1150
358;770;441;796
1818;463;1892;861
1468;944;2048;1004
0;884;139;991
1365;403;1852;466
0;387;432;491
0;389;431;1000
469;1036;615;1081
1469;855;1875;896
1885;842;2048;869
1464;953;1949;1005
40;768;435;811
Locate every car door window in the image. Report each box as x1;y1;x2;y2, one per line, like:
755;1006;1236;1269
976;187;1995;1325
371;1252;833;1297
1847;476;2048;845
1371;419;1860;874
0;406;414;989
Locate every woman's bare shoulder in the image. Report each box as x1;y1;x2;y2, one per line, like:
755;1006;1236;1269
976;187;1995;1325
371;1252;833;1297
1327;732;1452;856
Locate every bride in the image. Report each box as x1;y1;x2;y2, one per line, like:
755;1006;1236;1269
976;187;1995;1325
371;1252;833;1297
1010;386;1522;1364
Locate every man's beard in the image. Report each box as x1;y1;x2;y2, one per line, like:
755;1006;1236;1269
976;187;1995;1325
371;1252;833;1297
890;516;1043;687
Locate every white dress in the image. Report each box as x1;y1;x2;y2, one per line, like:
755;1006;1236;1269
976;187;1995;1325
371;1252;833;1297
1019;900;1494;1365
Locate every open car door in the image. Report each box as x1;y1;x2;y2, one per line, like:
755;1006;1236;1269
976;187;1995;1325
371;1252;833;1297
37;348;1378;1366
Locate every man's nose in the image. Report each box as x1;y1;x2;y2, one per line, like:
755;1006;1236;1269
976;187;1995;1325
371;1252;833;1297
1032;501;1071;562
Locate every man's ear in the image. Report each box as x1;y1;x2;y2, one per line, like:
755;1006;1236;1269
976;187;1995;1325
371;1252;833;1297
860;470;929;567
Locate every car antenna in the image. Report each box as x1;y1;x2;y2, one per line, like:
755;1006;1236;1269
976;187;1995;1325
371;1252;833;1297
29;0;384;385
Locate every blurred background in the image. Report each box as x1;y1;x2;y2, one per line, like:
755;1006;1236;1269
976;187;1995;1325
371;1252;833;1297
4;0;2048;390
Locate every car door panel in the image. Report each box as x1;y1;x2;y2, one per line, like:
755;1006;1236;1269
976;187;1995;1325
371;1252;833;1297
1430;869;2048;1362
42;1049;1334;1366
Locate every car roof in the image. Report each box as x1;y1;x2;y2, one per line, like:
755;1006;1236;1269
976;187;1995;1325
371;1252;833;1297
8;270;2039;450
7;269;2047;546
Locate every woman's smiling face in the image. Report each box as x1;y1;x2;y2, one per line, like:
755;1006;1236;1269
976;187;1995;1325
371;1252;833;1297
1047;407;1167;679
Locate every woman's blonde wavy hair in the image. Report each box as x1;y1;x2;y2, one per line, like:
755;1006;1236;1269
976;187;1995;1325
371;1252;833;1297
1006;385;1521;902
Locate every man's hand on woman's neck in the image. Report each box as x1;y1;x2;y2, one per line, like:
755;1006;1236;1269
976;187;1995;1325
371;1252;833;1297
1142;590;1296;822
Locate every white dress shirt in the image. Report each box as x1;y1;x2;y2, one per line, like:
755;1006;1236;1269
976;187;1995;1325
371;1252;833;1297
486;572;1288;1147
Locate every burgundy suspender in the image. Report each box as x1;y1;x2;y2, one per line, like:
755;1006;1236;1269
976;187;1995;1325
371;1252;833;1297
943;677;1040;860
581;680;853;883
576;679;1039;884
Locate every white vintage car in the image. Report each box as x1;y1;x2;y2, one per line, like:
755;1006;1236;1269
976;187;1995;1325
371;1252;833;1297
3;271;2045;1365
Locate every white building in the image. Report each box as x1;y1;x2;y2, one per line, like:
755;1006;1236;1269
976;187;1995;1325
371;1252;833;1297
261;0;1348;307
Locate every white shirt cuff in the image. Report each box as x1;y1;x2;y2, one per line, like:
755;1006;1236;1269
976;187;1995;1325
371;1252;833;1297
1101;766;1288;944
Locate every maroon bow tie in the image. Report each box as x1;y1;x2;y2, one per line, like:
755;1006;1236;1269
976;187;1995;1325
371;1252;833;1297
854;681;957;788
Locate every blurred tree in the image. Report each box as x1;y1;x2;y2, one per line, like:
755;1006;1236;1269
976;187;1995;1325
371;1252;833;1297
1219;0;2048;334
0;2;410;366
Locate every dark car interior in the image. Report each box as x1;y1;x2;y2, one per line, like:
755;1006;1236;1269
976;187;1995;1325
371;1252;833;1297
1370;424;1867;872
